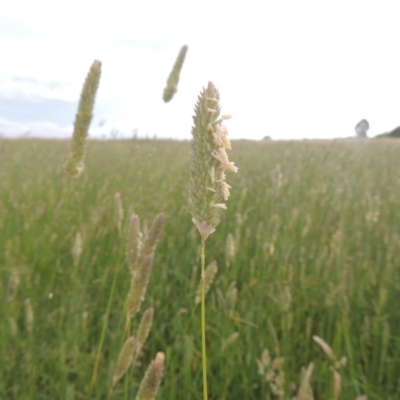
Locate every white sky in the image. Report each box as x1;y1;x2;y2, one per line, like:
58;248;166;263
1;0;400;140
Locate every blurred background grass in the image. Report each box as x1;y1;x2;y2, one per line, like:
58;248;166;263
1;137;399;399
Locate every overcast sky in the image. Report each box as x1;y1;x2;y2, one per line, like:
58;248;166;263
1;0;400;140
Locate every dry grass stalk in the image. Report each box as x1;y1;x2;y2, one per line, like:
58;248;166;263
114;192;124;236
162;45;188;102
221;332;239;352
112;336;136;387
72;231;82;267
65;59;101;179
24;298;34;333
333;369;341;400
135;352;165;400
194;260;218;305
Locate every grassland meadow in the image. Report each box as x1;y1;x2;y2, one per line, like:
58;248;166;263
1;51;400;399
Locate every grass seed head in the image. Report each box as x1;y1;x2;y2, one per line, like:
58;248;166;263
295;362;314;400
126;255;153;322
65;59;101;179
221;332;239;352
189;82;237;241
112;336;137;387
139;213;165;266
126;214;142;275
135;307;155;360
163;45;188;103
312;335;335;360
135;352;165;400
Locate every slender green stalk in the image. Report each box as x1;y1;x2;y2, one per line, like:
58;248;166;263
88;264;119;397
200;237;208;400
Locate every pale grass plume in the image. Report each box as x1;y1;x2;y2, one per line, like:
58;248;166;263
72;231;82;267
24;298;34;333
225;233;236;266
135;307;154;361
65;60;101;179
221;332;239;352
7;269;20;304
194;260;218;305
135;352;165;400
293;362;314;400
189;81;238;241
112;336;136;387
126;255;153;323
138;213;165;267
225;281;238;311
126;214;142;275
257;348;285;398
313;335;347;399
125;213;165;324
163;45;188;103
9;317;18;337
312;335;334;360
271;163;283;192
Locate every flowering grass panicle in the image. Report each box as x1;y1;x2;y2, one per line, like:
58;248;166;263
126;255;154;324
135;307;155;361
65;60;101;179
189;81;238;241
135;352;165;400
112;336;137;387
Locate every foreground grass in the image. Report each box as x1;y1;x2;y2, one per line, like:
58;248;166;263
0;137;399;399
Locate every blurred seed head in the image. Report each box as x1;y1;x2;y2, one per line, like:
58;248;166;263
72;231;83;267
163;45;188;103
135;352;165;400
112;336;137;387
65;60;101;179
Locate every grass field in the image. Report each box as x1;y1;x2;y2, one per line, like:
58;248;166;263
1;137;399;399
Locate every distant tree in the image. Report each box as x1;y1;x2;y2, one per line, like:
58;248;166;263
355;119;369;138
376;126;400;138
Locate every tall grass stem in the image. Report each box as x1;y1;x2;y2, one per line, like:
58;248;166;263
200;237;208;400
